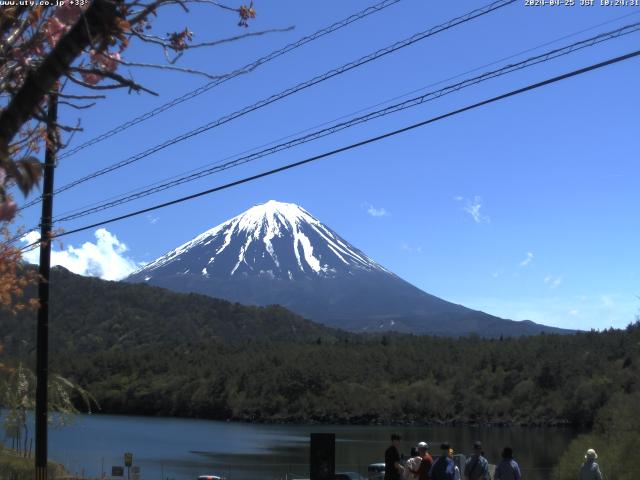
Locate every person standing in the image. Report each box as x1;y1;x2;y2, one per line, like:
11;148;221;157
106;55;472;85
494;447;521;480
385;434;403;480
448;448;461;480
463;441;491;480
429;443;455;480
404;447;422;480
402;442;431;480
579;449;603;480
415;442;433;480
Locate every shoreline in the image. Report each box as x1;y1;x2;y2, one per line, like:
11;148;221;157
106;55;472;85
69;409;578;429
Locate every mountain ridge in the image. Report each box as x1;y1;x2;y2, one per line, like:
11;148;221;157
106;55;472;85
134;200;390;281
0;266;348;356
127;200;570;337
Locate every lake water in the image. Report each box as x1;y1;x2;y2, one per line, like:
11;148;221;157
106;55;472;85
7;414;578;480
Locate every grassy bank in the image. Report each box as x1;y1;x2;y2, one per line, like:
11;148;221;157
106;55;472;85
0;447;68;480
551;392;639;480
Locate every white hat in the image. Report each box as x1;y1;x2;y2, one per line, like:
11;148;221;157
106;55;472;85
585;449;598;460
417;442;429;450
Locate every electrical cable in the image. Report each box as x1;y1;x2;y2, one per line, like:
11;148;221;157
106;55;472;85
19;47;640;252
19;0;516;211
51;22;640;224
49;10;640;222
11;14;639;244
57;0;405;161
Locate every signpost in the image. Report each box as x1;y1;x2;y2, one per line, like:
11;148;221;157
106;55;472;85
112;466;125;477
124;453;133;480
131;465;141;480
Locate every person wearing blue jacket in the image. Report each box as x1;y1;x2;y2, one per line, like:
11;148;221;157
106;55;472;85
429;443;456;480
463;441;491;480
579;449;603;480
494;447;522;480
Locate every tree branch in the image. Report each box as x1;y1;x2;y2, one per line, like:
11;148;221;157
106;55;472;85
114;59;227;79
181;0;237;12
129;26;294;51
57;92;107;100
0;0;121;162
67;70;158;96
58;120;83;150
59;100;97;110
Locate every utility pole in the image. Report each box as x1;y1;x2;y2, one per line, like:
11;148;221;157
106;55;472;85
35;88;58;480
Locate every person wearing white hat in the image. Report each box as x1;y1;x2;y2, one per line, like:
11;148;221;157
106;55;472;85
414;442;433;480
579;449;603;480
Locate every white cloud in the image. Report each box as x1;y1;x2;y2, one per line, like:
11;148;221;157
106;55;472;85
544;275;563;289
363;202;389;217
452;294;638;330
519;252;534;267
458;196;489;223
601;295;614;307
401;242;423;254
146;214;159;224
22;228;141;281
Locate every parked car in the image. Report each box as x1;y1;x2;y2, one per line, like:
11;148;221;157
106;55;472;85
336;472;366;480
367;463;385;480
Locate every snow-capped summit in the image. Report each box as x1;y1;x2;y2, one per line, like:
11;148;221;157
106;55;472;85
137;200;388;281
128;201;566;337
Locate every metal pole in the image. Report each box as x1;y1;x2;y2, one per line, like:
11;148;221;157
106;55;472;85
35;89;58;480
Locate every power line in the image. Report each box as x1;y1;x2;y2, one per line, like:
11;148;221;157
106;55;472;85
11;9;640;250
11;15;639;242
20;0;515;210
51;22;640;224
49;11;640;223
20;48;640;252
56;0;404;161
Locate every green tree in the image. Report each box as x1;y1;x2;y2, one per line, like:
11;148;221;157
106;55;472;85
1;362;97;456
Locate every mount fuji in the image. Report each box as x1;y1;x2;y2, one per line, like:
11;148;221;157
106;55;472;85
127;200;566;336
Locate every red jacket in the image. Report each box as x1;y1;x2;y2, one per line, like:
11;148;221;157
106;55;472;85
416;454;433;480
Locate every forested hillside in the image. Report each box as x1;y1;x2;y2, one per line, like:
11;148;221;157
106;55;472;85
0;267;349;354
27;324;640;426
1;267;638;429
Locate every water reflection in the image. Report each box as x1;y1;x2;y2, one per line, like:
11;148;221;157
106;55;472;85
25;414;577;480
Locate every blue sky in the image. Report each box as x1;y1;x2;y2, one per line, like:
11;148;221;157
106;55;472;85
16;0;640;330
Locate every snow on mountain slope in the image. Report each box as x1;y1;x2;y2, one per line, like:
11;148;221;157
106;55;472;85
136;200;390;281
127;200;569;337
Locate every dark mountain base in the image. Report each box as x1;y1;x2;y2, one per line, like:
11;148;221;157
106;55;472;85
2;267;637;428
127;200;571;337
134;272;570;337
0;267;348;356
2;268;631;428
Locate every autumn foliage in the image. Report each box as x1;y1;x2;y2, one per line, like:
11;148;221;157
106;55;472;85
1;1;265;315
0;1;259;222
0;217;38;314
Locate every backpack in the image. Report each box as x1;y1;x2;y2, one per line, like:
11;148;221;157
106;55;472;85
431;457;452;480
465;456;483;480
